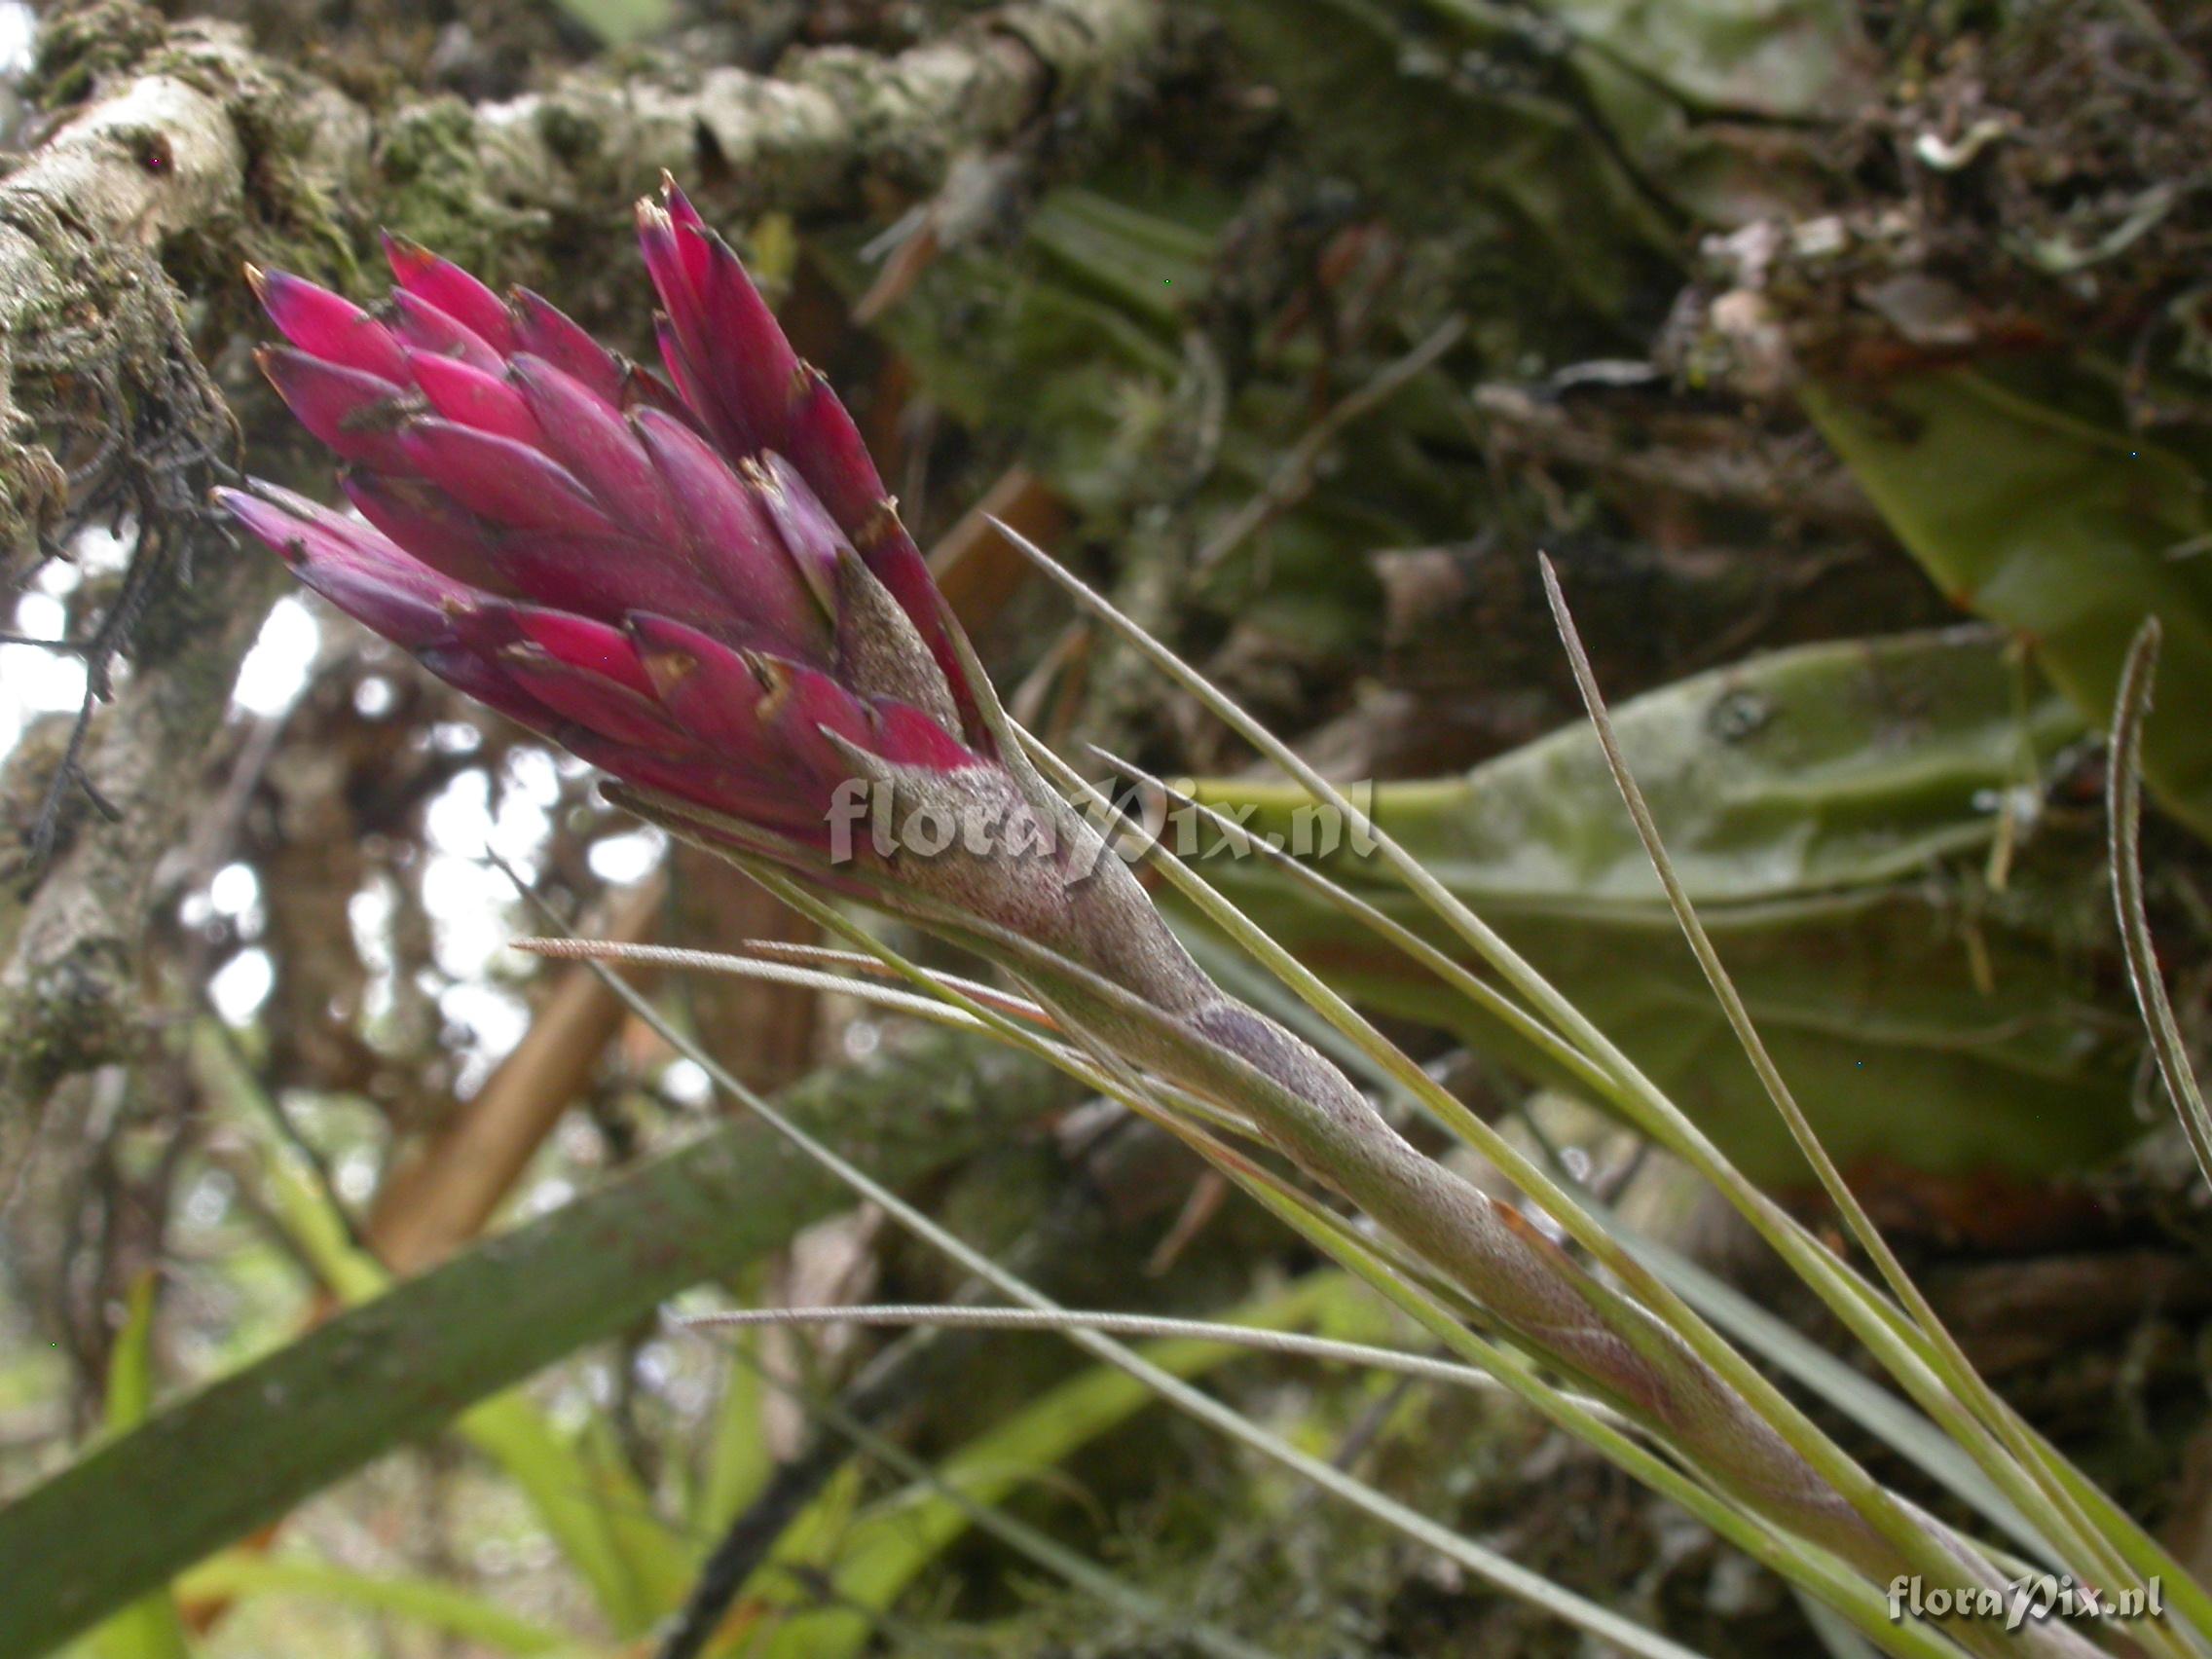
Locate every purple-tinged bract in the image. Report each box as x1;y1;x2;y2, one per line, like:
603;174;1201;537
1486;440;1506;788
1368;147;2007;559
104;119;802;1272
221;182;989;854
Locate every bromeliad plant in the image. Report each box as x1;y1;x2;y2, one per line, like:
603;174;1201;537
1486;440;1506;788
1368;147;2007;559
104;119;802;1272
220;182;2201;1659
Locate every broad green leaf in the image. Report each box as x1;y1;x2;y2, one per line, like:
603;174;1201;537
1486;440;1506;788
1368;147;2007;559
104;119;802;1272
751;1272;1384;1659
0;1032;1074;1657
1193;629;2140;1184
177;1552;578;1656
1804;361;2212;841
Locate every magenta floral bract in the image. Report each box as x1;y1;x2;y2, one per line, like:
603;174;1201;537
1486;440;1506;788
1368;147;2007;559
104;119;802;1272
220;181;984;853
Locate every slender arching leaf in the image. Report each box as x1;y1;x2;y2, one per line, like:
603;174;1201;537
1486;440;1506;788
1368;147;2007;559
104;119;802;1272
175;1553;580;1656
1191;628;2135;1185
2107;621;2212;1190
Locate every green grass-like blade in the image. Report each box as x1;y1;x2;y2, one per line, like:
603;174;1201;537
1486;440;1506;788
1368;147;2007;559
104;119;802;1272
176;1553;578;1656
1541;563;2193;1656
990;522;2133;1652
561;864;1716;1659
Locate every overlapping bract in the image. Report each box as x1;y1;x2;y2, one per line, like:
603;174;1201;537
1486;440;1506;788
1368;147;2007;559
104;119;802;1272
220;182;983;851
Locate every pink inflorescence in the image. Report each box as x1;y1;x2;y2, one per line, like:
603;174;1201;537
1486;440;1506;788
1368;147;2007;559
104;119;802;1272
220;180;984;851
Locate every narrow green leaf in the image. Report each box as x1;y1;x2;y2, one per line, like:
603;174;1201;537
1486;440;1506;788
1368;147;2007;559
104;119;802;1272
695;1325;774;1538
739;1362;1279;1659
457;1397;685;1636
238;1033;704;1636
546;0;673;45
710;1463;865;1651
544;878;1716;1659
177;1552;578;1656
994;524;2124;1652
1195;918;2043;1559
101;1277;159;1434
1544;563;2207;1659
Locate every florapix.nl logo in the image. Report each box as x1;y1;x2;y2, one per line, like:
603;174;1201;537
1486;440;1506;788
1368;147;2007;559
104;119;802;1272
823;776;1380;878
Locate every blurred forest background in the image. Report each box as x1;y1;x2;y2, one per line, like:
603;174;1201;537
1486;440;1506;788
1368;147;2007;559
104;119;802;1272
4;0;2212;1653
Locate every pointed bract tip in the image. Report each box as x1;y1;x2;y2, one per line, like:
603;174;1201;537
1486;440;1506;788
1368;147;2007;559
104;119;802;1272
218;489;309;566
381;231;441;286
854;498;902;553
660;176;707;232
639;644;697;694
241;261;268;298
739;648;789;698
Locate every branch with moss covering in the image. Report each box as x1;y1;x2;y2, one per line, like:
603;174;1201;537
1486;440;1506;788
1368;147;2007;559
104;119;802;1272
0;1024;1077;1656
0;4;357;1142
5;0;1161;567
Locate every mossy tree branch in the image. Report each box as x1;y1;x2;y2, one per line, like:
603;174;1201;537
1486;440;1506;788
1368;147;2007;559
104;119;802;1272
0;1026;1075;1656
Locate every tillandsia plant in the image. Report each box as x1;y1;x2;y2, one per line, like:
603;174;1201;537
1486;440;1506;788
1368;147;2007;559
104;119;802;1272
220;183;2163;1659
